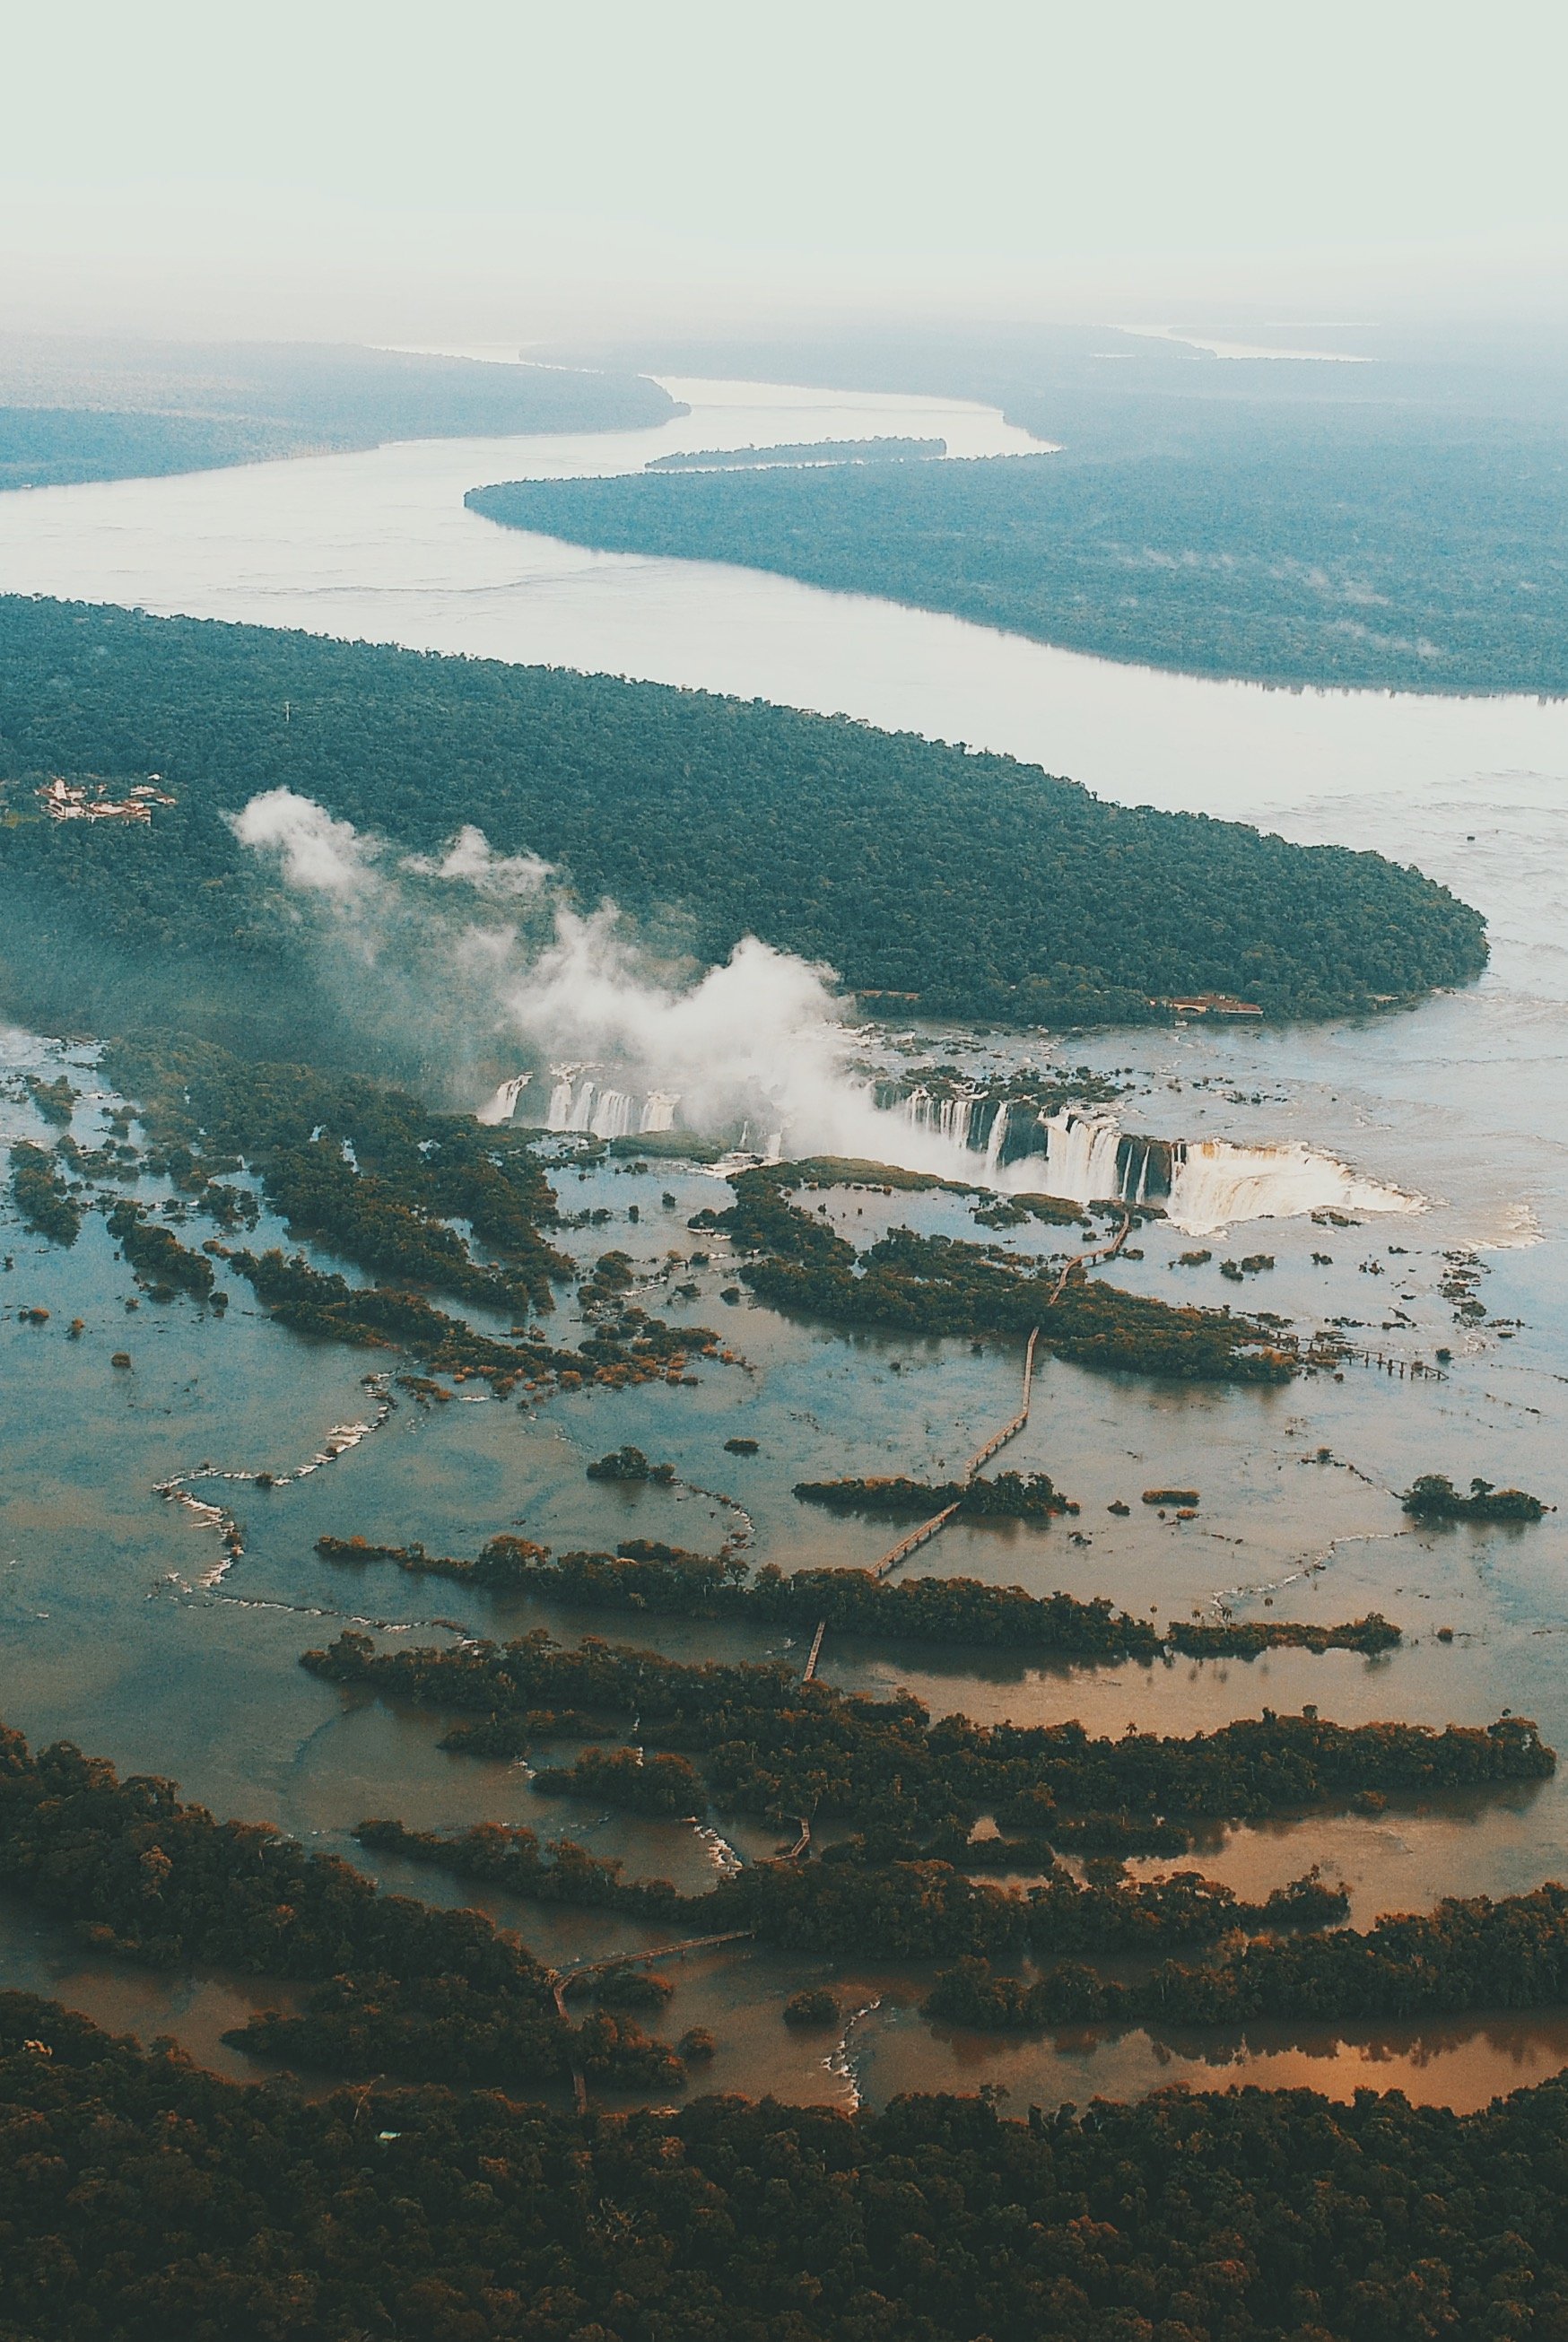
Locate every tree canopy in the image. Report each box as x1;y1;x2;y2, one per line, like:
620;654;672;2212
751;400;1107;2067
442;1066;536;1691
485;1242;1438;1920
0;597;1485;1045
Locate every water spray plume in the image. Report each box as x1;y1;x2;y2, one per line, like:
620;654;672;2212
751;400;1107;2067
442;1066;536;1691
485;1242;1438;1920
233;790;1423;1232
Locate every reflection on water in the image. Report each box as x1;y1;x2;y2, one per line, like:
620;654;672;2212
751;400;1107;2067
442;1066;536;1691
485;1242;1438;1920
910;2007;1568;2120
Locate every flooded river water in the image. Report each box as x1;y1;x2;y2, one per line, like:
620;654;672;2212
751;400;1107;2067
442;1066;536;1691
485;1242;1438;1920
3;375;1568;2111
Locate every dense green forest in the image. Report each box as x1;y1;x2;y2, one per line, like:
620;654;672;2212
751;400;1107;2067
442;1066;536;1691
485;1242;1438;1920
520;318;1568;694
0;598;1485;1047
647;435;945;470
932;1878;1568;2033
327;1528;1399;1665
472;433;1568;699
305;1624;1548;1842
0;332;680;490
16;1989;1568;2338
0;1728;677;2096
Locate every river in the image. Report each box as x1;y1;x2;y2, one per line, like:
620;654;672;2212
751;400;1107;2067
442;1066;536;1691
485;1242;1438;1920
3;372;1568;2114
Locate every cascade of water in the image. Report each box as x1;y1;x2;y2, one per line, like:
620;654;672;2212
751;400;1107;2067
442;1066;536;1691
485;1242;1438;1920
982;1101;1010;1180
942;1093;981;1151
545;1076;575;1128
640;1091;679;1134
1164;1138;1422;1237
589;1090;635;1140
1037;1108;1124;1201
476;1073;531;1127
567;1081;597;1133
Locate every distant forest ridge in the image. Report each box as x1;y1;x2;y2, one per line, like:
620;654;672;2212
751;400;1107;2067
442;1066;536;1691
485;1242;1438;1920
0;598;1485;1058
647;435;945;470
470;437;1568;697
0;335;682;492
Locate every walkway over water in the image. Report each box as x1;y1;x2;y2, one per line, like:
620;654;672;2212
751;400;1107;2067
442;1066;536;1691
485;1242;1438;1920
798;1207;1134;1685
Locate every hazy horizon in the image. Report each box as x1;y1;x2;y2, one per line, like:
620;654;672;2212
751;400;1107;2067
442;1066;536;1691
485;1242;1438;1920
6;0;1568;352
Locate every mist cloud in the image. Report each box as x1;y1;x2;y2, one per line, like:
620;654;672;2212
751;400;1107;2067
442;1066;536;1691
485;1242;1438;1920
230;787;379;896
400;823;553;898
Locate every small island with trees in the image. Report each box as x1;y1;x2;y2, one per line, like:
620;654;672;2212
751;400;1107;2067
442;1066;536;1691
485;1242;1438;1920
647;435;945;471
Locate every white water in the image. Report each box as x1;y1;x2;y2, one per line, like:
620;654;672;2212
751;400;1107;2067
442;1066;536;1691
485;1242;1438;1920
475;1073;530;1126
544;1070;685;1142
1164;1137;1423;1237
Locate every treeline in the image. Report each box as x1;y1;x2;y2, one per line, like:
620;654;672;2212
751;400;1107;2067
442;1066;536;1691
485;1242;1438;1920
231;1244;716;1394
468;435;1568;698
107;1197;216;1301
317;1531;554;1588
17;1993;1568;2339
1403;1473;1548;1522
360;1814;1347;1964
346;1522;1402;1666
8;1138;80;1243
0;1726;679;2094
302;1624;1547;1841
698;1171;1299;1381
0;597;1485;1043
0;334;680;491
646;436;945;470
931;1878;1568;2033
793;1469;1074;1519
110;1034;570;1314
225;1246;563;1382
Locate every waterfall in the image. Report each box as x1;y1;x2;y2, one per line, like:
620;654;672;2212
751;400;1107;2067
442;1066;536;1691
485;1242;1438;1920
1037;1108;1124;1202
900;1086;983;1154
546;1075;576;1128
589;1090;635;1140
640;1090;679;1133
981;1101;1009;1180
1164;1138;1422;1237
475;1073;531;1127
567;1081;597;1132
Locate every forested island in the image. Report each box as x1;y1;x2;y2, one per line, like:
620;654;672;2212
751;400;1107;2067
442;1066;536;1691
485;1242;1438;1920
930;1876;1568;2032
0;1727;676;2094
647;435;945;470
793;1469;1073;1519
0;598;1485;1044
0;332;681;491
697;1170;1303;1381
1402;1473;1548;1522
305;1624;1549;1837
469;430;1568;697
314;1527;1401;1663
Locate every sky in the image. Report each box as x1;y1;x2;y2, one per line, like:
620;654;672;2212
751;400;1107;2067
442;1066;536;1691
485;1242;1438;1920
4;0;1567;344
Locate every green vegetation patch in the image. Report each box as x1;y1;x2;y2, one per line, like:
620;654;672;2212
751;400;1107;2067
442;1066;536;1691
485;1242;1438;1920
303;1627;1544;1842
0;339;678;492
0;598;1485;1041
470;437;1568;697
8;1140;80;1244
0;1725;677;2095
932;1876;1568;2032
23;1987;1568;2336
793;1470;1073;1520
1402;1473;1548;1522
697;1171;1302;1382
